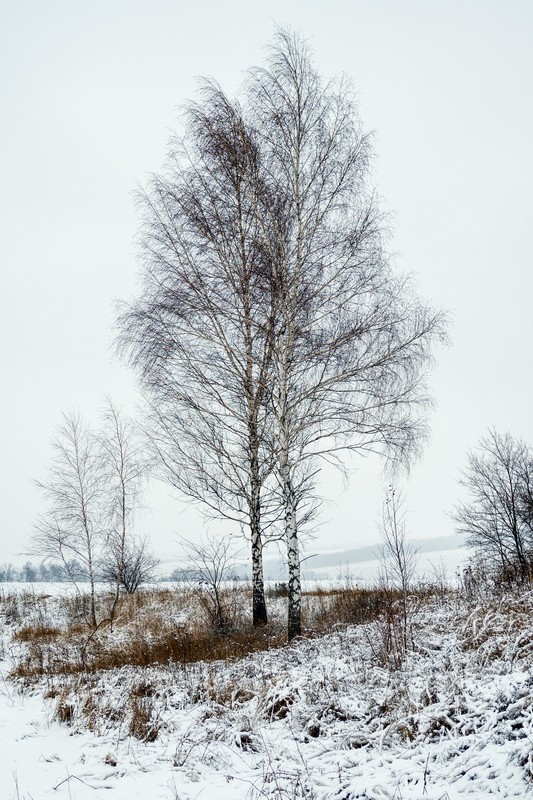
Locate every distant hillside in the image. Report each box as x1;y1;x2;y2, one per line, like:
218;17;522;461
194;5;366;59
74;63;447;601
158;533;469;582
260;533;468;581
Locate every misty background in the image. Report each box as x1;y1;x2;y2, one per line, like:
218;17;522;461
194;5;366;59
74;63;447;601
1;0;532;576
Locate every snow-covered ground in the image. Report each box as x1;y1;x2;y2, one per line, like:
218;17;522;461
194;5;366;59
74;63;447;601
1;584;533;799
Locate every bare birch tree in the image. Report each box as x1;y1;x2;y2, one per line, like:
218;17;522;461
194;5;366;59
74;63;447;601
117;87;278;625
243;30;447;639
33;412;105;626
118;28;446;641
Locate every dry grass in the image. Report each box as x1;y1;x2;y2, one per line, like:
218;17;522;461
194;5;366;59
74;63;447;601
6;581;457;683
304;585;403;629
8;584;288;681
11;624;286;679
13;624;61;642
128;694;162;741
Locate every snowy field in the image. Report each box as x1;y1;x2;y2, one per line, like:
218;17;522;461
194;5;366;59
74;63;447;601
1;582;533;799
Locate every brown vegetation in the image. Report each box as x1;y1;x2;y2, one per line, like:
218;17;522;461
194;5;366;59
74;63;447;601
13;624;61;642
0;582;466;684
7;585;285;681
4;581;452;683
304;585;403;629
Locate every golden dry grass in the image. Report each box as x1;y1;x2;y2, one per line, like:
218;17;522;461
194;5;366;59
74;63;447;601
6;583;445;682
8;585;287;680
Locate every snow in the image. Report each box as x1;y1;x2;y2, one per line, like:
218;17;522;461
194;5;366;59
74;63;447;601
1;584;533;799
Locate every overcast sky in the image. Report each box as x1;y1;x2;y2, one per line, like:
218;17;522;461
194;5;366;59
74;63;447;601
2;0;532;569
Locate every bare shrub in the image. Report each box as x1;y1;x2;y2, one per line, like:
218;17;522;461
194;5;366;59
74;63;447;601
180;535;246;632
368;601;408;671
267;582;289;599
376;486;419;668
101;535;158;596
462;550;533;601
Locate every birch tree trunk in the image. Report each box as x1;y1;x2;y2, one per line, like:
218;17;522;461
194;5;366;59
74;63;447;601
250;466;268;625
280;451;301;640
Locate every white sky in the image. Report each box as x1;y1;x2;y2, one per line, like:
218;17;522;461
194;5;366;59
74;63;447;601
1;0;532;568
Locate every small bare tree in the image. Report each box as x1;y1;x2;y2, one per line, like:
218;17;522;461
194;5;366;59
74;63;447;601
179;534;243;631
34;404;153;622
98;399;151;612
34;412;105;626
378;485;418;660
453;429;533;580
100;533;158;594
